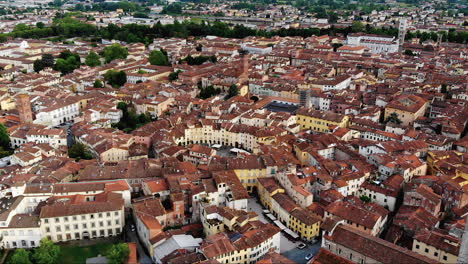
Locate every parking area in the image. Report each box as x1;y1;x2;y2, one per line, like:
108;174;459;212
283;242;321;264
248;199;296;252
247;198;321;263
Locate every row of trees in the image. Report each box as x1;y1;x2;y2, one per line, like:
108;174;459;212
9;238;59;264
2;17;467;45
180;55;217;65
8;240;129;264
405;29;468;44
33;50;81;75
34;43;128;75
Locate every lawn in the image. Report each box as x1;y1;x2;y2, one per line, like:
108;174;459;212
59;242;113;264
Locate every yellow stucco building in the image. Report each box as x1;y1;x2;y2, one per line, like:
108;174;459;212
289;208;321;241
296;108;349;132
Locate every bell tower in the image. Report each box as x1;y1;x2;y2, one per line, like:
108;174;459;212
16;94;33;123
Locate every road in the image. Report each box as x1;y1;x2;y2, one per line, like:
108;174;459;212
124;216;153;264
247;198;322;262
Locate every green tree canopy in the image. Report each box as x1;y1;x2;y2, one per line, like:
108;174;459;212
103;44;128;63
104;70;127;87
360;195;372;203
33;59;45;73
117;101;128;112
13;23;29;32
8;249;32;264
107;243;130;264
181;55;216;65
149;50;169;66
85;51;101;67
68;142;93;160
351;21;365;32
386;112;402;125
404;49;415;56
36;22;45;29
54;50;80;75
0;123;10;149
168;70;181;81
225;84;239;100
33;238;61;264
161;3;182;14
33;54;55;72
42;54;55;68
93;79;104;88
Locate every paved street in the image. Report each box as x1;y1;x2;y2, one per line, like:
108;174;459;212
247;198;321;263
124;215;153;264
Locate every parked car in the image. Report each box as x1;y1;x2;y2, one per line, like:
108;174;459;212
305;253;314;260
297;243;306;249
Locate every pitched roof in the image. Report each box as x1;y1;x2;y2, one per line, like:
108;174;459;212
326;225;438;264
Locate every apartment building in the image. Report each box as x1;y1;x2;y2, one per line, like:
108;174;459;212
384;95;428;127
39;192;125;242
412;229;460;263
296;108;349;132
200;223;281;264
34;99;80;127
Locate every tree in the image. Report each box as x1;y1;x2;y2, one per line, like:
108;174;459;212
182;55;216;65
351;21;365;32
42;54;55;68
104;70;127;87
441;84;448;93
0;123;10;149
360;195;371;203
404;49;415;56
68;142;93;160
33;54;55;72
117;102;128;112
161;3;182;14
107;243;130;264
33;238;60;264
53;50;80;75
103;44;128;63
13;23;29;32
33;59;45;73
93;79;103;88
168;70;181;81
225;84;239;100
36;22;45;29
386;112;402;125
250;95;259;102
8;249;32;264
85;51;101;67
149;50;169;66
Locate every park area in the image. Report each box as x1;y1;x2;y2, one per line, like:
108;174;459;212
58;242;113;264
4;238;129;264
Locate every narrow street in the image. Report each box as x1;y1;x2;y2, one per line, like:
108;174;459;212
124;216;153;264
247;198;321;263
